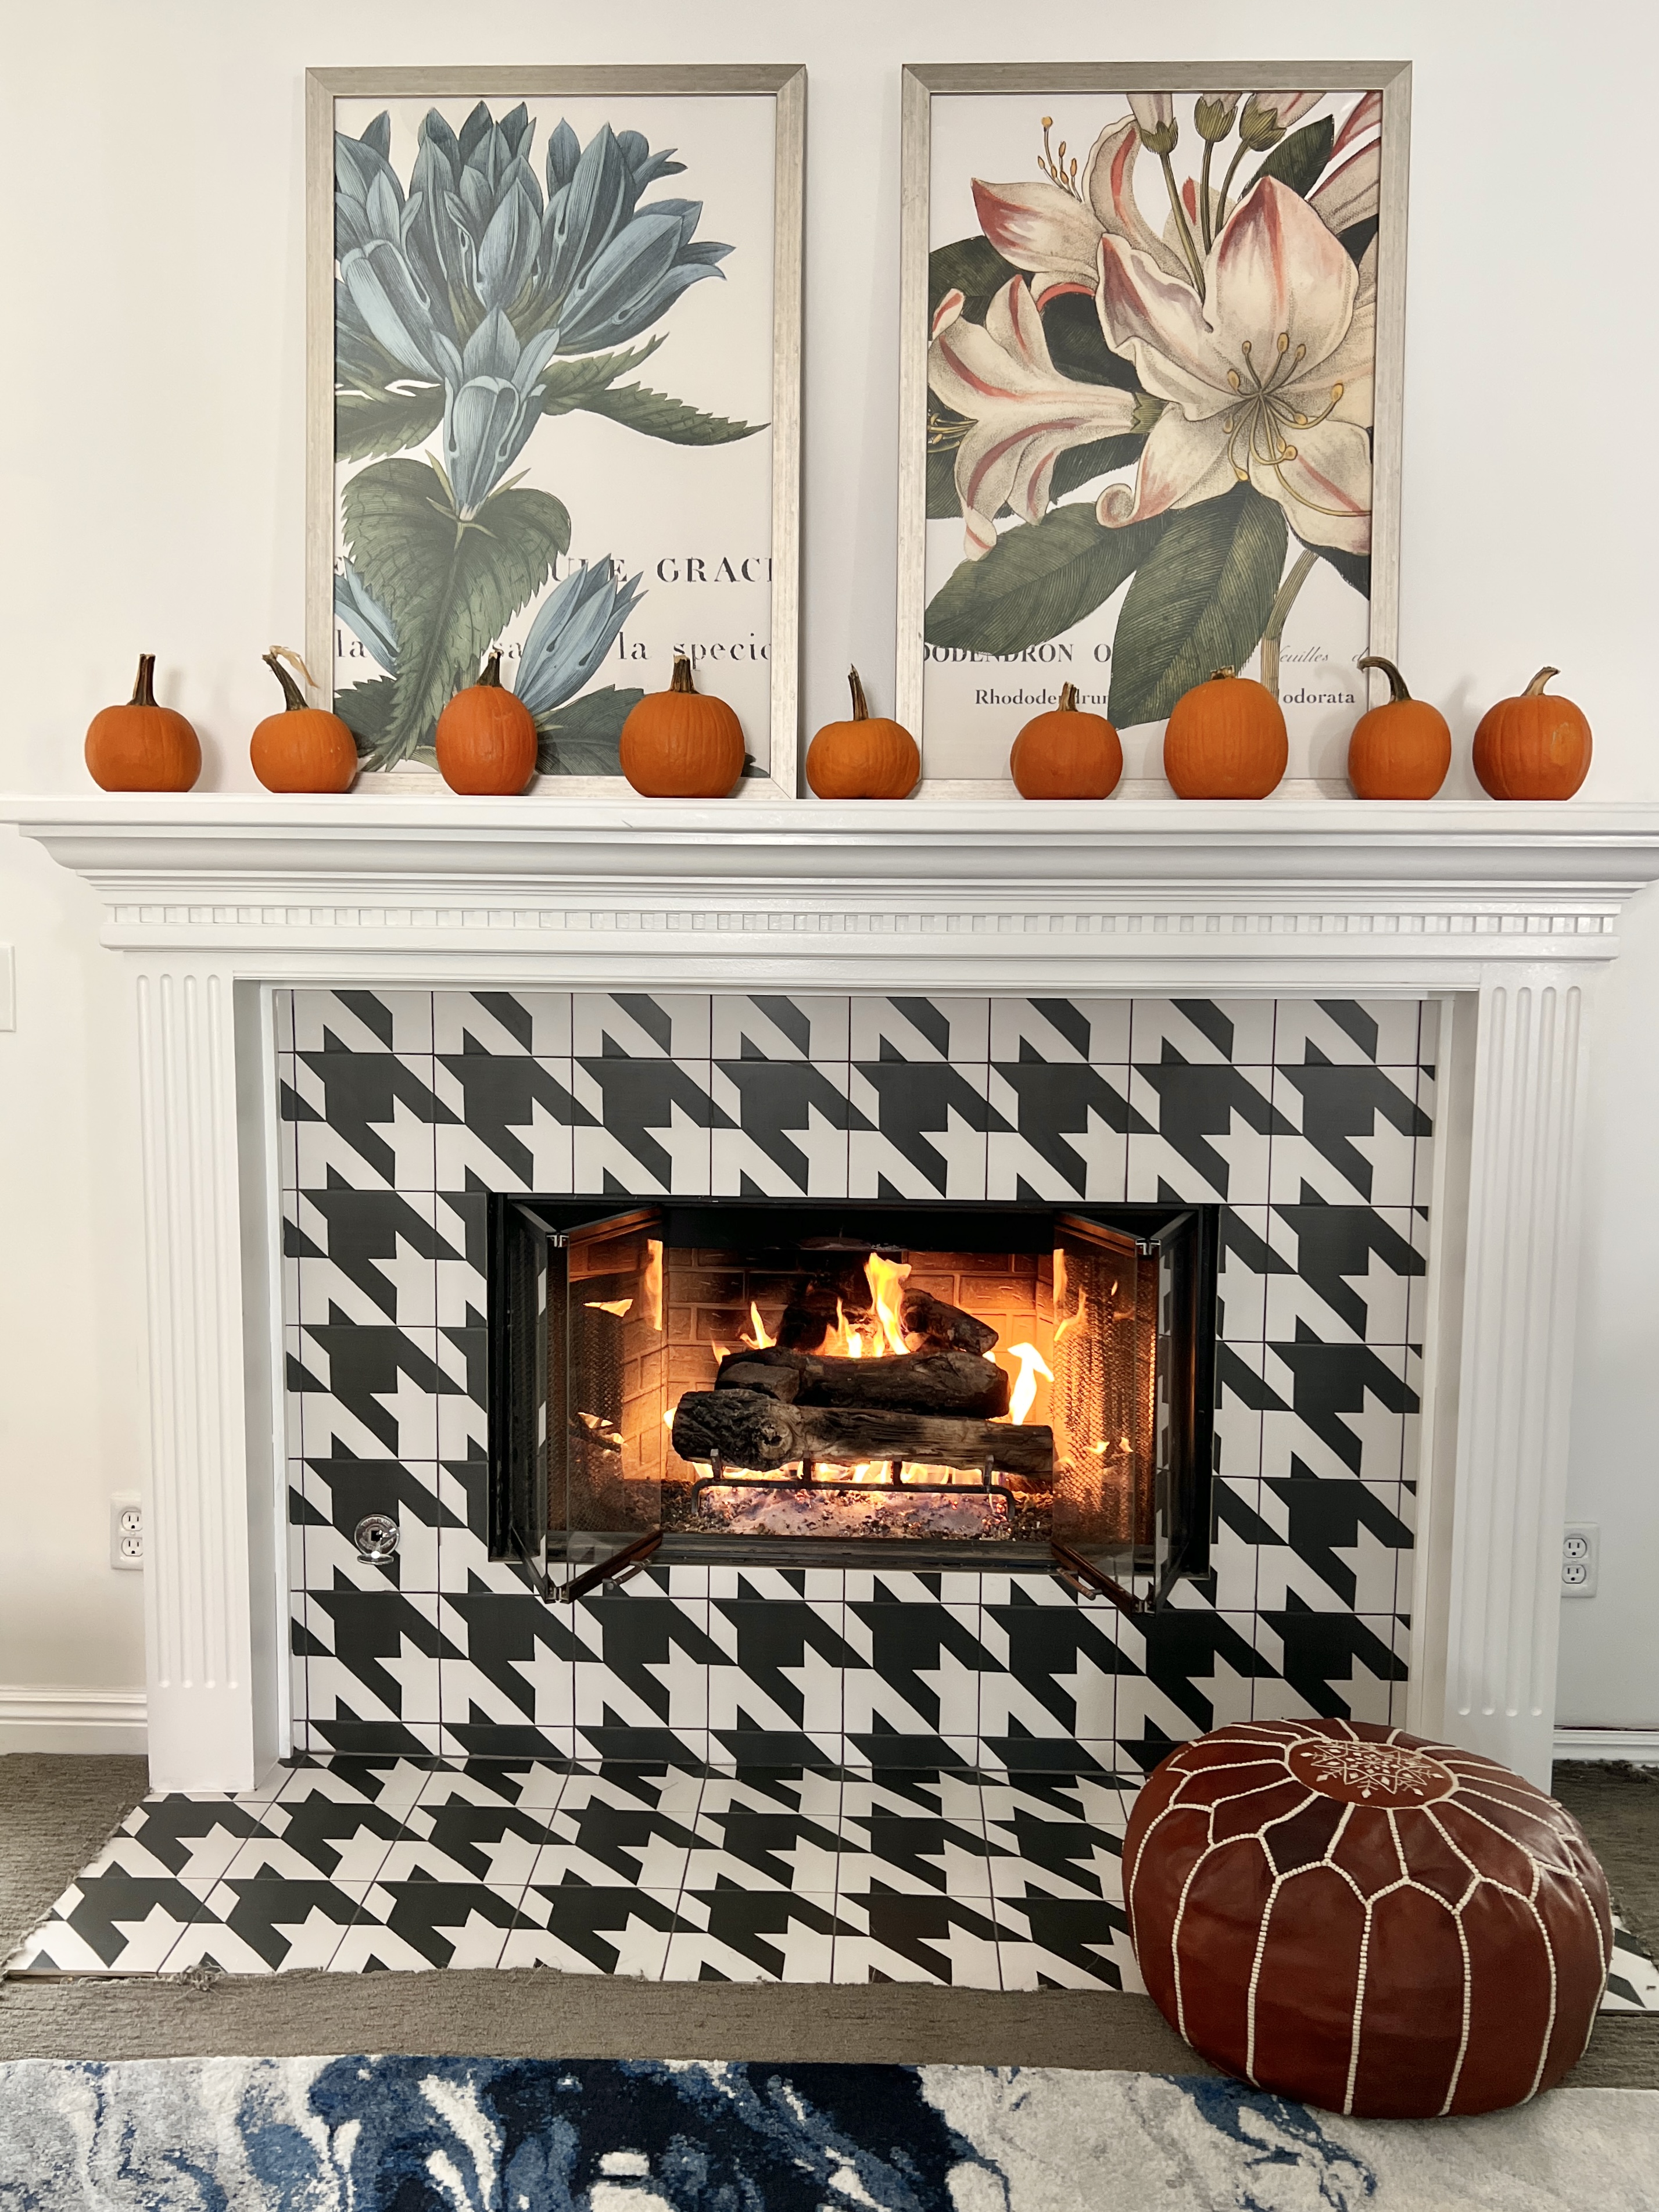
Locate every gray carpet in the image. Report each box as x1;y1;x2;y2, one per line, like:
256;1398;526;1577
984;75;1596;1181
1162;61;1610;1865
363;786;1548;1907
1;1753;1654;2086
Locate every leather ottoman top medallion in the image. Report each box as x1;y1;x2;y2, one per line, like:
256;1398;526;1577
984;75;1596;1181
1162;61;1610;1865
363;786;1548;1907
1123;1720;1612;2118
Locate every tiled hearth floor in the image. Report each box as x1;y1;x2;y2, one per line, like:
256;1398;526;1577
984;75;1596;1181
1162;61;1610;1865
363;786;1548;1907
8;1758;1658;2009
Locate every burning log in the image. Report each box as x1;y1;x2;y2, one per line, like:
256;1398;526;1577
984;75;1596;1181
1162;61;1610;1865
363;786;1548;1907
900;1288;999;1356
671;1388;1054;1484
715;1345;1010;1418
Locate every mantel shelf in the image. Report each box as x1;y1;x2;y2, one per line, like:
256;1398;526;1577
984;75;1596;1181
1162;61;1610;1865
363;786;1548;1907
10;792;1659;901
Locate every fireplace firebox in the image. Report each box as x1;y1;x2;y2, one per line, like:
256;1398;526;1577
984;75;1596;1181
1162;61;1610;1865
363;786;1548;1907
490;1199;1217;1610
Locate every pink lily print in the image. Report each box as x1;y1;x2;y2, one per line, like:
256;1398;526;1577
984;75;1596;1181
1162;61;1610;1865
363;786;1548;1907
923;86;1388;726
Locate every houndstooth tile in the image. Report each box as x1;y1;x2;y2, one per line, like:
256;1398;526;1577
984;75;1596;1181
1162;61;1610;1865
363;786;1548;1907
710;1058;857;1197
977;1587;1120;1756
711;993;851;1063
435;1055;586;1193
291;1321;453;1461
1129;999;1275;1066
841;1596;987;1745
990;997;1131;1066
833;1774;995;1898
1260;1341;1417;1485
1126;1059;1284;1203
1271;999;1427;1068
684;1774;850;1893
1249;1608;1409;1725
1271;1057;1431;1207
298;1588;449;1732
848;1059;999;1200
438;1586;578;1737
289;1185;443;1330
850;996;990;1064
706;1576;850;1754
434;990;572;1059
292;991;434;1056
289;1048;445;1193
665;1891;839;1983
527;1769;703;1891
500;1886;678;1976
986;1061;1134;1201
571;1056;721;1196
572;993;712;1062
1228;1478;1411;1616
830;1889;1002;1987
1264;1202;1426;1345
293;1454;446;1593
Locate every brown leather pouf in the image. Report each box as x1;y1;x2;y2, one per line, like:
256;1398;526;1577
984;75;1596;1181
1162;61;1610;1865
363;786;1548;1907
1123;1720;1611;2118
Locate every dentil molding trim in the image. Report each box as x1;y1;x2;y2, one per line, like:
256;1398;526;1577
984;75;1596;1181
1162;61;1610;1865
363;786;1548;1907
10;795;1659;982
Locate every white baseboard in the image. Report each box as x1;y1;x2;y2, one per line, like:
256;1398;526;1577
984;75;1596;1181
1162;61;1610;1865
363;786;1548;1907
0;1686;147;1755
1554;1726;1659;1765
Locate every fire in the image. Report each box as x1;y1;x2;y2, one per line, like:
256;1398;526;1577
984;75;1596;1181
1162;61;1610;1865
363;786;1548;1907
1005;1342;1054;1426
740;1300;775;1350
866;1253;912;1356
585;1297;633;1318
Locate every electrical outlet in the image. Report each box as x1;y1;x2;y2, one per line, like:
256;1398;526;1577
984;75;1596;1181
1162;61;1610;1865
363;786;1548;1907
110;1494;143;1571
1561;1523;1598;1598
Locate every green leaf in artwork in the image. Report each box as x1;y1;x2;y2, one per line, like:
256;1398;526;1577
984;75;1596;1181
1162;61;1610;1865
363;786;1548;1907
536;338;668;418
576;382;764;444
1106;484;1289;727
342;458;570;766
1039;293;1142;392
1048;435;1146;500
534;684;644;776
332;676;400;758
1318;542;1371;600
335;383;446;463
925;502;1167;658
928;235;1019;322
1249;116;1335;200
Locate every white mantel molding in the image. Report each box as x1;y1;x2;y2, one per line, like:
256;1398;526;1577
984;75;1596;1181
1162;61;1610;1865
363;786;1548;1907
12;790;1659;1792
11;794;1659;992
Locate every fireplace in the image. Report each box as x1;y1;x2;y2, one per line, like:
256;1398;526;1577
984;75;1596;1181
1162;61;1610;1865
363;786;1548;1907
490;1198;1217;1606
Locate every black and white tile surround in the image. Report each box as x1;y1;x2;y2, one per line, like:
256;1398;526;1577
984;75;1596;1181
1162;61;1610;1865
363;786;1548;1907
10;1756;1658;2007
276;988;1435;1772
12;990;1657;2002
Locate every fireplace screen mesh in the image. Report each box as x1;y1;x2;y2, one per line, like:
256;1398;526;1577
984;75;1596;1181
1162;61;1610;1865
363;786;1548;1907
495;1201;1213;1588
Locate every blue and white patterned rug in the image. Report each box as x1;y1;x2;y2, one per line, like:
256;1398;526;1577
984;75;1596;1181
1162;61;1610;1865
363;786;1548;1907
0;2057;1653;2210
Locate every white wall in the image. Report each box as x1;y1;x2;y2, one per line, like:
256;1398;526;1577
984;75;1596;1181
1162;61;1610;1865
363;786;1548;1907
2;0;1655;1735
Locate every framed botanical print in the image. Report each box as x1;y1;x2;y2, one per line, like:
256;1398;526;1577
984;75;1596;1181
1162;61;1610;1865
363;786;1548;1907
307;66;804;791
898;63;1410;789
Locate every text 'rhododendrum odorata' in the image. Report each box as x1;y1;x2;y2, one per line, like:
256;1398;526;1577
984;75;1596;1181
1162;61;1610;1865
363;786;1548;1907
928;276;1138;558
1094;178;1373;553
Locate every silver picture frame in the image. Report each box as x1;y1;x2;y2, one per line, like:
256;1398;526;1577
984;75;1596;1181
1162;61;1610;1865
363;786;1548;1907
897;62;1411;783
307;65;806;793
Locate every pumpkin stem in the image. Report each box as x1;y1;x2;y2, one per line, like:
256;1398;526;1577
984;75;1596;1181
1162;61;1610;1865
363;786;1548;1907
1209;668;1237;681
670;653;697;693
1057;682;1079;713
478;649;504;689
1357;654;1412;704
1523;666;1560;697
847;667;870;721
130;653;157;708
261;650;309;713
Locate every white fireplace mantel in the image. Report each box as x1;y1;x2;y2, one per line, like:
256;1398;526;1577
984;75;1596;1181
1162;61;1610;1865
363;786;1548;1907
13;790;1659;1792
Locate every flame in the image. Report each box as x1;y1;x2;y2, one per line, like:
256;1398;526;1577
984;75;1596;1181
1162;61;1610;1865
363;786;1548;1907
866;1253;912;1357
643;1239;663;1331
1005;1342;1054;1426
740;1300;775;1350
585;1297;633;1318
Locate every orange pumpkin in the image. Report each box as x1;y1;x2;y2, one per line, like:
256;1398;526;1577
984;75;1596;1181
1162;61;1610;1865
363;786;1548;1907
1347;656;1451;800
435;650;539;795
250;651;359;793
1472;667;1592;801
1163;668;1287;799
806;669;919;799
1009;682;1122;799
84;654;200;792
619;654;746;798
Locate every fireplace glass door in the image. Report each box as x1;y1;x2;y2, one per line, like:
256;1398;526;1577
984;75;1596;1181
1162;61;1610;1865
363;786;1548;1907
493;1200;1214;1599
